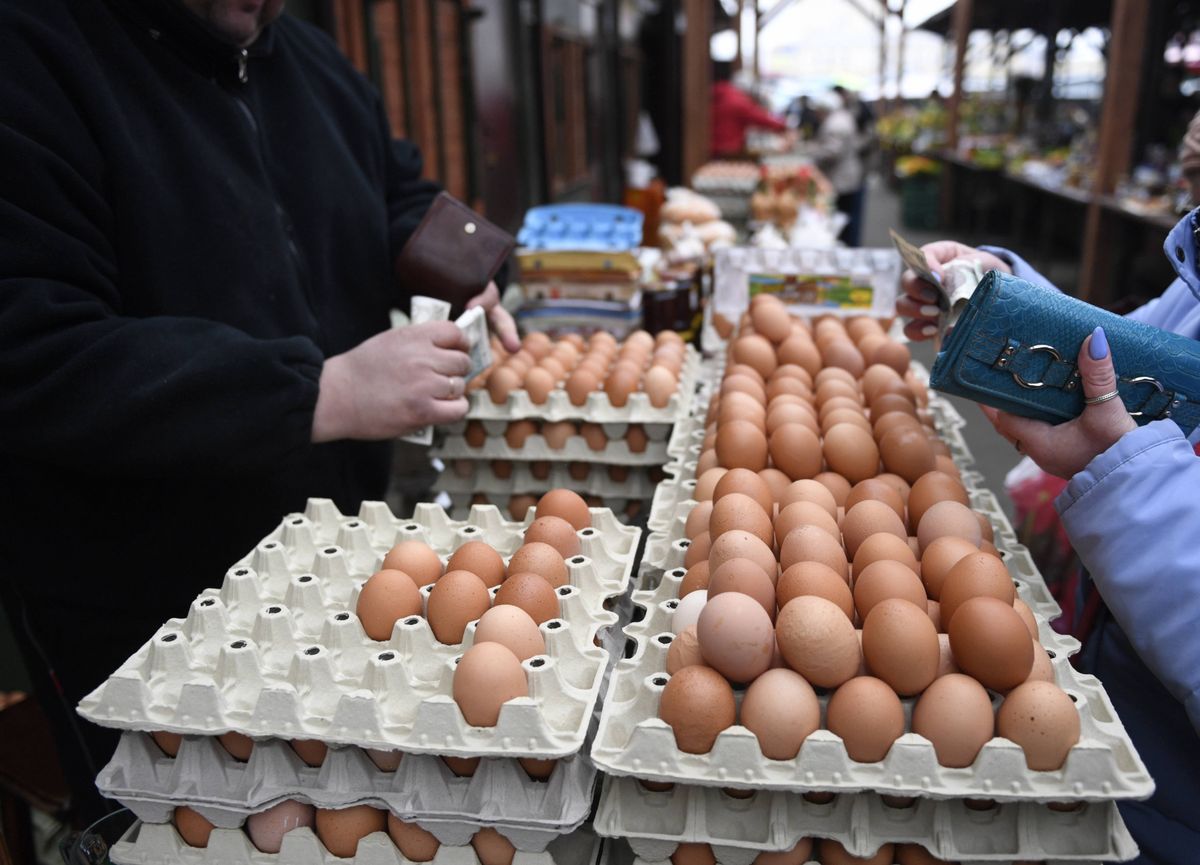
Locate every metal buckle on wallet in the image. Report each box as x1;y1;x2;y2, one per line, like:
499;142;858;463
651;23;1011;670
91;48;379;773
1011;345;1062;389
1124;375;1172;419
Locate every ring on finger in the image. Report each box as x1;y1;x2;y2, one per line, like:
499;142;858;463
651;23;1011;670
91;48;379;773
1084;389;1121;406
445;376;464;399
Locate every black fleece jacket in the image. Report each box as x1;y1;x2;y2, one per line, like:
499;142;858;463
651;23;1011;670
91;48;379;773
0;1;439;643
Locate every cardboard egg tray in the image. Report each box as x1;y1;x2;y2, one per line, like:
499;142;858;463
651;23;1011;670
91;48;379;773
79;501;641;760
110;818;602;865
97;732;598;845
437;461;660;501
434;428;671;467
594;776;1138;863
665;415;707;462
645;463;699;534
589;622;1153;803
465;346;702;425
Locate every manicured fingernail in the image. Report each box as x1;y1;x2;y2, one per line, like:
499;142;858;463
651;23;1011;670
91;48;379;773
921;324;938;337
920;305;941;317
1089;326;1109;360
919;286;939;303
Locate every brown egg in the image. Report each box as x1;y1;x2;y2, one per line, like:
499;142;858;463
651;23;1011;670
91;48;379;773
626;424;650;454
894;844;948;865
508;542;568;588
152;730;182;757
874;472;912;502
777;561;854;618
851;533;919;577
938;552;1016;628
290;739;328;767
927;599;942;631
540;420;575;450
382;540;443;588
218;731;254;761
767;376;813;402
524;516;581;558
679;562;710;597
1013;598;1040;640
580;423;608;452
1026;638;1055;684
877;426;937;484
841;500;907;559
776;596;861;688
696;448;720;476
698;591;775;682
453;642;529;726
712;494;775;549
948;597;1035;691
695;467;728;502
814;366;857;388
472;828;517;865
474;605;545;661
822;423;880;485
464;421;488;448
507;495;537;522
708;557;777;620
565;369;599;406
997;681;1081;770
442;755;481;776
853;560;928;621
814;472;852;506
861;364;904;403
779;524;848;581
912;673;994;767
779;479;838;518
741;668;821;760
751;298;792;343
731;335;779;378
752;838;814;865
447;541;506;588
820;340;866;377
726;362;766;383
645;366;678;407
387;815;440;862
758;468;792;504
671;843;718;865
487;367;522;404
685;502;714;539
723;374;768;404
820;838;895;865
667;625;706;674
871;339;911;375
769;423;822;481
713;468;774;514
826;676;905;763
356;569;423;641
816;380;862;407
862;599;939;696
917;501;983;554
658;665;737;753
907;471;970;534
604;367;640;407
494;573;559;624
767;402;820;437
717;421;769;471
684;532;712;568
491;460;513;479
427;570;491;644
775;501;840;542
246;800;317;853
871;410;922;443
708;534;776;590
920;536;981;599
518;756;558;781
314;805;386;859
777;334;822;376
504;419;539;448
174;806;214;848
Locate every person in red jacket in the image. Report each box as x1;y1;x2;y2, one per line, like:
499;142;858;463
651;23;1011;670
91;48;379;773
710;61;789;158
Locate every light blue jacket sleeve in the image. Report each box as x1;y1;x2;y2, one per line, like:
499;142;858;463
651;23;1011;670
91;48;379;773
1056;420;1200;733
979;246;1060;292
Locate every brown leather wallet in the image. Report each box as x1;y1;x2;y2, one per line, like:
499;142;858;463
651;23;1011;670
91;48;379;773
395;192;516;318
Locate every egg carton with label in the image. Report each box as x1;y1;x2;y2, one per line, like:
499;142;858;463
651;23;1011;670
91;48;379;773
590;626;1153;803
437;462;660;501
99;732;597;842
79;501;640;760
601;837;1117;865
446;495;647;525
594;776;1137;863
111;819;601;865
435;431;671;467
465;347;702;425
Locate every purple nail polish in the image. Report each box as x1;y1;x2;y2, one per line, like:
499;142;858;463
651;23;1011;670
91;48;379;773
1089;326;1109;360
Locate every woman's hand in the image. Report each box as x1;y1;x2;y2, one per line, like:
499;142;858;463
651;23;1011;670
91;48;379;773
978;327;1138;479
897;241;1012;341
466;281;520;353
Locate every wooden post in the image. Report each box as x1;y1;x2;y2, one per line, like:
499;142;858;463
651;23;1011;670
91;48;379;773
941;0;972;228
682;0;713;180
896;0;907;104
879;16;888;103
1078;0;1150;302
752;1;760;81
734;0;744;71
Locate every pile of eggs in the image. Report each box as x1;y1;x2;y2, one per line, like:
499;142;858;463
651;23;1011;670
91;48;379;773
656;297;1081;775
171;801;521;862
477;330;688;408
665;838;982;865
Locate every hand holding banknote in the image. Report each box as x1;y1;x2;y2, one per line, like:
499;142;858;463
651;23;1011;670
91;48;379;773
895;239;1012;341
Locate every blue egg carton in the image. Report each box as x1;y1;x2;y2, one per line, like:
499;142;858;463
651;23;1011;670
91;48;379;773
517;205;644;252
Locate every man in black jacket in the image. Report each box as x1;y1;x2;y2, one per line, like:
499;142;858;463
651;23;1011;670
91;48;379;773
0;0;517;823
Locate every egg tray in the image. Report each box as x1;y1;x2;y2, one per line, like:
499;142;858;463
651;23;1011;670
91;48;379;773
79;501;641;760
110;819;602;865
98;733;597;845
594;776;1138;863
445;495;647;525
645;462;699;534
434;432;671;467
464;346;702;425
666;415;708;462
589;625;1154;803
436;461;659;501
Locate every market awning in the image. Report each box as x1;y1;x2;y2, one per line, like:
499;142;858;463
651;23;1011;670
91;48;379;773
914;0;1112;35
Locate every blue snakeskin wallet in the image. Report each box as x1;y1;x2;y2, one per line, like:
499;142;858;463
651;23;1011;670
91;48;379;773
929;270;1200;435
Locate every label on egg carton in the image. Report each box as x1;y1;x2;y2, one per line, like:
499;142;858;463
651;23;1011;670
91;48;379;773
463;346;702;425
98;733;598;842
437;461;659;501
594;775;1139;864
110;818;602;865
79;501;641;760
589;628;1153;803
434;432;672;467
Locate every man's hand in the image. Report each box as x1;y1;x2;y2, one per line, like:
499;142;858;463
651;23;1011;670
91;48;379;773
897;241;1012;341
467;281;520;353
312;321;471;442
978;327;1137;479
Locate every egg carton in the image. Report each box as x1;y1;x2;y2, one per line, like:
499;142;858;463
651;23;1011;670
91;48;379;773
437;461;659;501
601;836;1117;865
98;732;597;841
594;776;1138;863
434;432;671;467
79;501;641;760
590;625;1153;803
645;463;699;534
665;414;708;462
465;347;702;425
445;495;647;525
111;819;602;865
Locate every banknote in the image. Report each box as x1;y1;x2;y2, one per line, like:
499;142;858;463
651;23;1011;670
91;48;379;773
889;228;984;342
455;305;493;382
399;296;453;445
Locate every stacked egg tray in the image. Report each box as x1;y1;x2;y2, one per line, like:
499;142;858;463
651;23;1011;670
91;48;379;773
110;818;602;865
593;776;1138;863
79;499;641;760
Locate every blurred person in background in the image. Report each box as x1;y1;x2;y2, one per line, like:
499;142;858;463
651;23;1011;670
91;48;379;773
710;60;789;158
0;0;517;827
809;90;865;246
786;94;820;140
